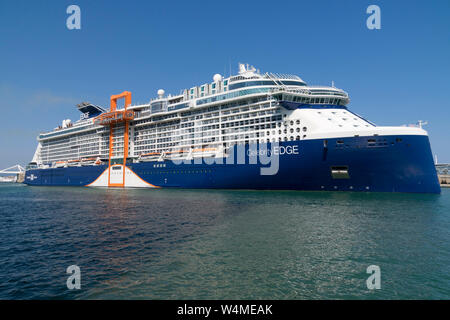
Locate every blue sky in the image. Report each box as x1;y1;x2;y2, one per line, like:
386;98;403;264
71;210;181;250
0;0;449;168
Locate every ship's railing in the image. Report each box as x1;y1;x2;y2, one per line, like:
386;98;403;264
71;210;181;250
269;87;348;98
275;85;348;96
264;72;302;80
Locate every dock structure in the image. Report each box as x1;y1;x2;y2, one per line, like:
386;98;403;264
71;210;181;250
439;175;450;187
436;164;450;188
0;164;25;183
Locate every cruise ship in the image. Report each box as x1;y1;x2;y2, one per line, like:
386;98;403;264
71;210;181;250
24;64;441;193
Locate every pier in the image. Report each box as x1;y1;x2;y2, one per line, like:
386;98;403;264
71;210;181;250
436;164;450;188
0;165;25;183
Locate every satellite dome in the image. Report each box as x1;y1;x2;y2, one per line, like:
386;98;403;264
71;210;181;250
157;89;165;98
213;74;222;82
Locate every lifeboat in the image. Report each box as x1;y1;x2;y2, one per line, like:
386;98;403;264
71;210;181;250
54;161;67;168
80;157;98;166
67;159;81;166
192;147;217;157
165;150;189;159
139;152;161;162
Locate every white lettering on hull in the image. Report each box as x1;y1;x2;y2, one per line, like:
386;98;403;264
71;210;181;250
247;145;299;157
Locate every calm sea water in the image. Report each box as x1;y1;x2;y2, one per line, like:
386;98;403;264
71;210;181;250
0;183;449;299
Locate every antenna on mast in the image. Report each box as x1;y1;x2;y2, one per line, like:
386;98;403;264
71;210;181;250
417;120;428;128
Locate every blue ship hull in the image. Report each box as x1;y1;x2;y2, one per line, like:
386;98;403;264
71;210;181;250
24;135;441;193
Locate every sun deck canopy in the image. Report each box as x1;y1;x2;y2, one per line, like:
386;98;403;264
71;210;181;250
77;102;107;118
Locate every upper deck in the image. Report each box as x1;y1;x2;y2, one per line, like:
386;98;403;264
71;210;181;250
38;63;349;141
